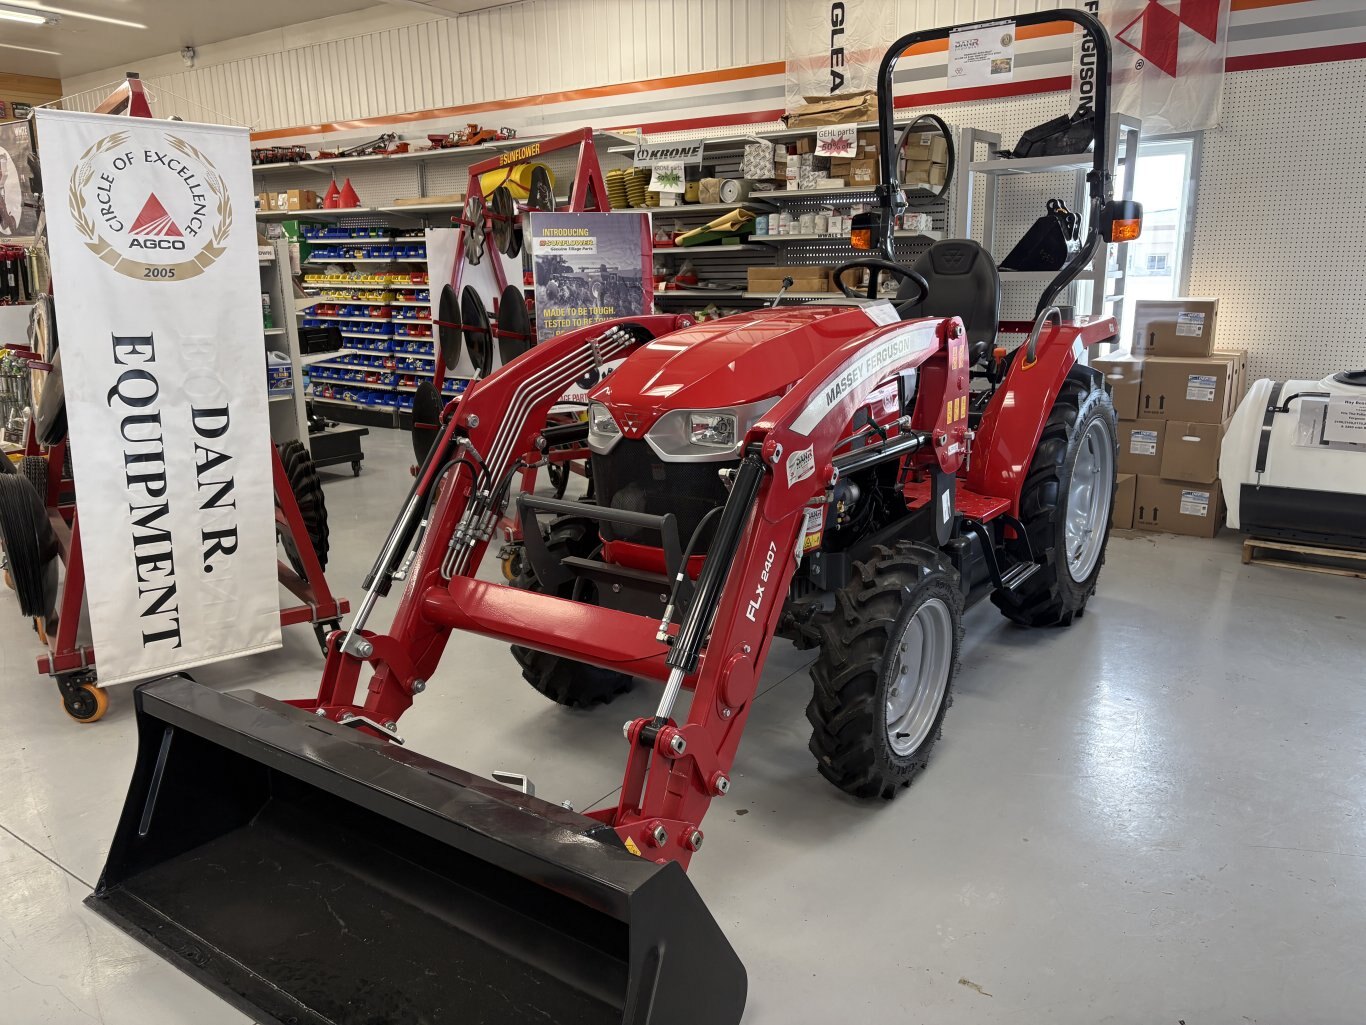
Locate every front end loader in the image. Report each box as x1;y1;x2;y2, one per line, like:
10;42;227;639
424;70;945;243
89;10;1140;1024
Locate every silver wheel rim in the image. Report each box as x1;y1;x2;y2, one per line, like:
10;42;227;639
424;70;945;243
1065;418;1114;581
884;597;954;757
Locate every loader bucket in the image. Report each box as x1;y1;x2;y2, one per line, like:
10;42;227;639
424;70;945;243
86;676;746;1025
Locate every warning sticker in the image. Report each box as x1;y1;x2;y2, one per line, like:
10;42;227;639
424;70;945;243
1186;374;1218;402
786;445;816;487
1180;489;1211;517
624;837;643;857
1175;312;1206;337
1129;429;1158;456
802;505;825;552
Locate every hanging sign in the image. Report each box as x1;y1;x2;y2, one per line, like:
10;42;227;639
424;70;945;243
648;161;685;194
815;124;858;157
36;108;280;685
1074;0;1231;133
948;21;1017;88
633;139;705;166
529;211;653;404
783;0;895;111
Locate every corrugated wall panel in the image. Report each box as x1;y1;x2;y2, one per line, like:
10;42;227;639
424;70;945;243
57;0;1076;131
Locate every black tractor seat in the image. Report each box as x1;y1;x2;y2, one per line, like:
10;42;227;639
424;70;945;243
895;239;1001;366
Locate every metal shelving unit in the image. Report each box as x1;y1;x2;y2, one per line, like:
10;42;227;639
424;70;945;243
952;114;1141;323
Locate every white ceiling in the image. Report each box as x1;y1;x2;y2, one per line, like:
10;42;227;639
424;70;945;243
0;0;502;80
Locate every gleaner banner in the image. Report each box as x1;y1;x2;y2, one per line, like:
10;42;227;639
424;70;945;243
35;109;280;685
1075;0;1231;134
784;0;894;111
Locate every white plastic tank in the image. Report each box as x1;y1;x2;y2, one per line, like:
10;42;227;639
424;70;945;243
1221;370;1366;542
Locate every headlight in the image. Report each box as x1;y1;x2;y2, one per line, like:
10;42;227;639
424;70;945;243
586;401;622;454
645;397;778;461
687;412;737;448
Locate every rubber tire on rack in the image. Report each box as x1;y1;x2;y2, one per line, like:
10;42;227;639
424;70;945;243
278;440;330;574
510;516;634;708
991;369;1118;628
20;456;48;499
806;542;963;799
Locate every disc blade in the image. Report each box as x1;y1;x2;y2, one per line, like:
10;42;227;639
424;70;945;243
35;351;67;446
528;165;554;212
437;284;462;371
461;286;493;377
462;195;486;266
489;186;516;257
410;381;443;464
496;284;533;365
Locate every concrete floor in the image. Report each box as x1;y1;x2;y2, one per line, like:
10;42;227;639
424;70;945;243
2;426;1364;1024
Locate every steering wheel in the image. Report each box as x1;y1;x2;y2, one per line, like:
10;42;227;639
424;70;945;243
832;258;929;307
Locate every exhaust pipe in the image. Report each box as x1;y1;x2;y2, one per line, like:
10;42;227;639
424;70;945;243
87;676;746;1025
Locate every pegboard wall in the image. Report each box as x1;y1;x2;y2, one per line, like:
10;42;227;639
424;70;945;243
1187;59;1366;384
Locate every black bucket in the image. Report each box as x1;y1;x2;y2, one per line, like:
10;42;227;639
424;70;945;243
87;677;746;1025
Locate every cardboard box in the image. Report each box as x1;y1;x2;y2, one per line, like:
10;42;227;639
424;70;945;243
747;266;831;293
1113;473;1136;529
903;131;948;164
391;192;464;206
793;136;816;155
848;158;878;186
1213;347;1248;410
1134;475;1224;538
828;157;852;178
1118;418;1166;476
1093;350;1144;419
1131;298;1220;357
1159;419;1228;484
928;163;947;187
1139;354;1238;423
285;188;317;211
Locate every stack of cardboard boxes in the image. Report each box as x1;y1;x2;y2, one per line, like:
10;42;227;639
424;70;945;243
257;188;319;213
1096;299;1247;537
901;129;949;189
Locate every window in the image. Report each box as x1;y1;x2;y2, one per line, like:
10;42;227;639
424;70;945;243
1120;136;1197;332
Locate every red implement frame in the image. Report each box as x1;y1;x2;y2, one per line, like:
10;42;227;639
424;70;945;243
425;127;617;548
297;308;988;866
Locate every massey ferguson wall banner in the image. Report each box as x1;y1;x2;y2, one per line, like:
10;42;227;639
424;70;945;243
1075;0;1231;134
35;109;280;685
784;0;894;111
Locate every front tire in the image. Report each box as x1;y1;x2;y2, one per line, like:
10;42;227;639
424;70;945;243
992;369;1117;627
510;517;634;708
806;543;963;799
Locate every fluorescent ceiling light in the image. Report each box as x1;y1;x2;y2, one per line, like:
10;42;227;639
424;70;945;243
0;41;61;55
0;4;55;24
5;2;147;29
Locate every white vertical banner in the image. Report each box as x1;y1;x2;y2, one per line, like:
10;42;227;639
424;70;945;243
36;109;280;685
1075;0;1231;134
783;0;895;111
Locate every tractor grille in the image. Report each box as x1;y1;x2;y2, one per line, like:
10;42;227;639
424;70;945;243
592;440;734;551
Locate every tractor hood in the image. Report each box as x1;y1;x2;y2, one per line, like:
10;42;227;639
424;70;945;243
591;302;894;437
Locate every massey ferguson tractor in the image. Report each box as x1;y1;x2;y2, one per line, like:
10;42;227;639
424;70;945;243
89;10;1140;1025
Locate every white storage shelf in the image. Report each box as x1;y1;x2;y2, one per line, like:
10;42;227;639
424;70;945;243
750;229;942;244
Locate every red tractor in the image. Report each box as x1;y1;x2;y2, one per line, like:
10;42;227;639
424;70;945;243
91;11;1140;1025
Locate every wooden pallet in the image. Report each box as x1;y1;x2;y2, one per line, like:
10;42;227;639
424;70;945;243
1242;537;1366;580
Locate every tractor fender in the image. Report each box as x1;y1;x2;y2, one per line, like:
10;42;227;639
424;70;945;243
965;321;1114;512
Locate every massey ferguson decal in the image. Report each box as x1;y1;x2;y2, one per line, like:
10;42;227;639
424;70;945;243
1077;0;1230;134
745;541;779;622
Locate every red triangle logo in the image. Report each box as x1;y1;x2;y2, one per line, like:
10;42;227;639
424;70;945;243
129;193;183;237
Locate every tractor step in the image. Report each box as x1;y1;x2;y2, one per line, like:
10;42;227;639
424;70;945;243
999;560;1042;592
87;676;746;1025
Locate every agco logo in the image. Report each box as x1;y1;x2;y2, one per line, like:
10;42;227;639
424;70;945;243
1084;0;1223;79
68;130;232;282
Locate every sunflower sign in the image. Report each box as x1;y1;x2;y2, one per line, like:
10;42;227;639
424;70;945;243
35;108;280;685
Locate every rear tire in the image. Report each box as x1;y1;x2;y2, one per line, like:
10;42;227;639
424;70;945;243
806;543;963;799
20;456;47;498
511;517;634;708
992;370;1117;627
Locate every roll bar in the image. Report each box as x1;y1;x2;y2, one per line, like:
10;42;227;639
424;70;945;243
874;10;1115;316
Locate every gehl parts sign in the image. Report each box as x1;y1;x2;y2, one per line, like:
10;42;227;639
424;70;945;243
37;109;280;685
